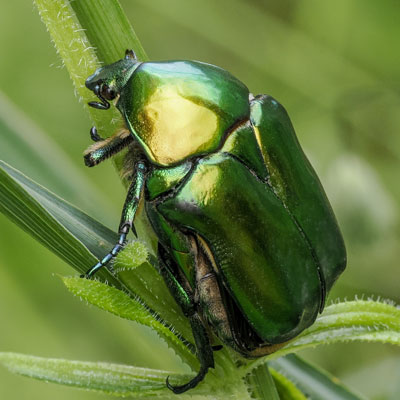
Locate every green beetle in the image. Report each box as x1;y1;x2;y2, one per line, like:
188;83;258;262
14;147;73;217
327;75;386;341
83;49;346;393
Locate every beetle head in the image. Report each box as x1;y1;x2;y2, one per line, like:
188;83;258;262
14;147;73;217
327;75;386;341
85;49;140;110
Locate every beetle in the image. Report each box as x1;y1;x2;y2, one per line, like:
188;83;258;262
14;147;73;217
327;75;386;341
82;49;346;393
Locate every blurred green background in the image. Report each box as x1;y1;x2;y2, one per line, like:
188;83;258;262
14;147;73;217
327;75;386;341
1;1;399;399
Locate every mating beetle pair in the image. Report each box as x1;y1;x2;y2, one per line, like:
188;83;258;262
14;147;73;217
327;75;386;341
83;49;346;393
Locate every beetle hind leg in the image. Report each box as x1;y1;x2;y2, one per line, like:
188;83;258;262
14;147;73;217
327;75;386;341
166;314;213;394
166;370;207;394
157;244;215;393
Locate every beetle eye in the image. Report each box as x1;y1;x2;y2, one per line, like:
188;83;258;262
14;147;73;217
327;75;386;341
101;84;116;100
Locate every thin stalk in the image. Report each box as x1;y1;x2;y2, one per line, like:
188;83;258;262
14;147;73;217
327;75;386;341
245;364;280;400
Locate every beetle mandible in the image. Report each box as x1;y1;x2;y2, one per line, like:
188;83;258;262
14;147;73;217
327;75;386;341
82;49;346;394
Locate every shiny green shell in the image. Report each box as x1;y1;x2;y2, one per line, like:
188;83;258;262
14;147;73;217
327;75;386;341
116;59;346;348
117;61;249;166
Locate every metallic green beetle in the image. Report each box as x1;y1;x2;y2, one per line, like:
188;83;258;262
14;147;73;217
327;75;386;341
83;49;346;393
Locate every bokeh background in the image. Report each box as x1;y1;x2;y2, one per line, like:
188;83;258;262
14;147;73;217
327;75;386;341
0;1;399;399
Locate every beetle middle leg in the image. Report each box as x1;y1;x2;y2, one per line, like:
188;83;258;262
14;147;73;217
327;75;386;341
82;161;147;278
157;244;215;394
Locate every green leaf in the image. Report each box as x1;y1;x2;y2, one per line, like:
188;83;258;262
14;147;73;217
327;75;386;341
62;276;196;367
113;240;149;271
286;299;400;352
270;368;308;400
0;161;117;282
0;161;190;337
115;247;194;341
0;352;190;398
270;354;365;400
245;299;400;371
0;154;193;367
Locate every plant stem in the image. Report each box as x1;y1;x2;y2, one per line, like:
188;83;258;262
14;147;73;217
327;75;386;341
69;0;148;63
245;363;280;400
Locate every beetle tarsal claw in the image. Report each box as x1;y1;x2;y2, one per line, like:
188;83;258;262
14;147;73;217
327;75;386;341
166;367;208;394
90;126;103;142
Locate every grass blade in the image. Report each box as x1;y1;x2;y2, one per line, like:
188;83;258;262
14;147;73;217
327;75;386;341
0;161;117;282
270;367;308;400
0;352;190;398
270;354;365;400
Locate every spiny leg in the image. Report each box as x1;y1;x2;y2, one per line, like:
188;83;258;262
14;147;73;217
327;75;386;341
81;161;147;278
84;128;133;167
157;244;215;394
89;126;103;142
166;314;214;394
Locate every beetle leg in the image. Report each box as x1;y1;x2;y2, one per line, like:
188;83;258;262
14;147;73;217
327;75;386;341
84;128;133;167
166;314;214;394
89;126;104;142
157;244;214;394
81;161;147;278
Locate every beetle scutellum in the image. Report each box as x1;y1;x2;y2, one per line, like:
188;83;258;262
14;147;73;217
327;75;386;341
82;49;346;393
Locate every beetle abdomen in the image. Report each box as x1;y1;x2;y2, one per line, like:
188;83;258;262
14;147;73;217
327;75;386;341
158;153;322;344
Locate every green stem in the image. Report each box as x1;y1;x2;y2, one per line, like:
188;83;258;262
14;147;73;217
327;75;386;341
35;0;156;247
245;364;280;400
69;0;148;63
34;0;147;139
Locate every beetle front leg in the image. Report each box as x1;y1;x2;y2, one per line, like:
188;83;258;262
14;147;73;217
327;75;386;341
157;244;214;394
84;128;133;167
81;161;147;278
89;126;104;142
